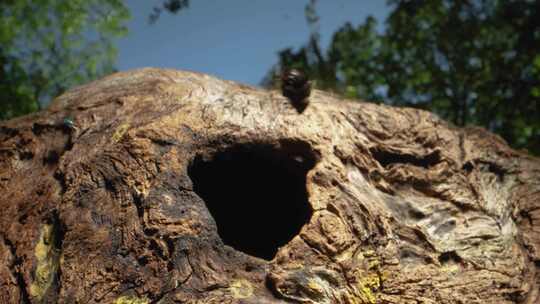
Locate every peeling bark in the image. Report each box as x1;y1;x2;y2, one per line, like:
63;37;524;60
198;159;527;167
0;68;539;303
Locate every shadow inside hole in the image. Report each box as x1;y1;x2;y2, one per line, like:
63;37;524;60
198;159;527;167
188;142;316;260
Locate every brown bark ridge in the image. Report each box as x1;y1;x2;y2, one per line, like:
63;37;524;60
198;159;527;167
0;68;539;304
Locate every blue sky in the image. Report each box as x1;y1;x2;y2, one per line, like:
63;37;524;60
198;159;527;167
116;1;390;86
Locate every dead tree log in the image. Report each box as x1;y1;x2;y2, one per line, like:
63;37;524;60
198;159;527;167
1;68;539;304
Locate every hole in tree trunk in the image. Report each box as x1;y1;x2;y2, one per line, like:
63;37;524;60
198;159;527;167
188;141;316;260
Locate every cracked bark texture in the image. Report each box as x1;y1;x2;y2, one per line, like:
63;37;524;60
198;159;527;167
0;68;539;304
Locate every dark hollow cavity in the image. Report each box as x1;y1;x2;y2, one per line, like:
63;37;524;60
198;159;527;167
188;142;316;260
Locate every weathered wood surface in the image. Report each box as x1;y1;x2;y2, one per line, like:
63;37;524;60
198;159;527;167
0;68;539;303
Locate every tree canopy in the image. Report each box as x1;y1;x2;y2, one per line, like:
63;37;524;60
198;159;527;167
266;0;540;155
2;0;538;155
149;0;189;24
0;0;129;120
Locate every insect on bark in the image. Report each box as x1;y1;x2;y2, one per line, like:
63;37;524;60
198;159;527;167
281;69;311;113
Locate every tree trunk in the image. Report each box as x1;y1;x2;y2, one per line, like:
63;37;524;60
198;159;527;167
1;68;539;304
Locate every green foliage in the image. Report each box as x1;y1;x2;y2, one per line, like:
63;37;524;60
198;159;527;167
149;0;189;24
0;0;130;120
267;0;540;155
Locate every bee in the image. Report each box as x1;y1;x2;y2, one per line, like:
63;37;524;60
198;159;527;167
61;117;78;134
62;117;75;129
281;69;311;113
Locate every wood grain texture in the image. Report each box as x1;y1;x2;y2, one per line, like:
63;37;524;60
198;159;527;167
0;68;538;303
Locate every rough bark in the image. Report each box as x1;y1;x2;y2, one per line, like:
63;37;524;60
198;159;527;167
0;68;539;304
